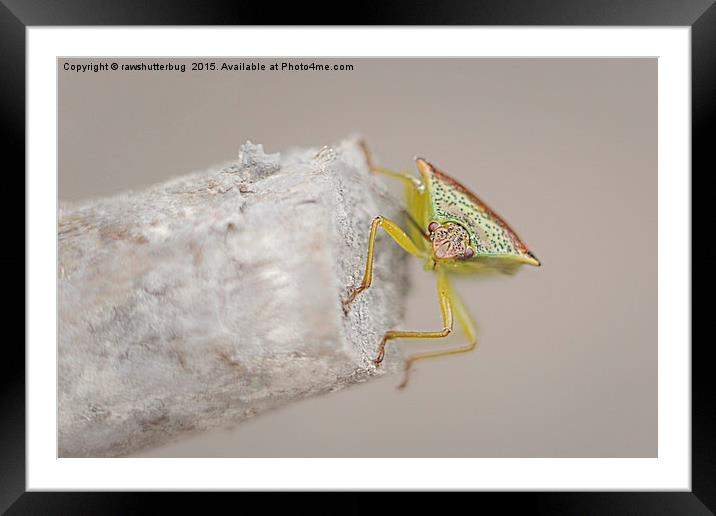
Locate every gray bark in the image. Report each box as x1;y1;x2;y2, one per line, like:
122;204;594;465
58;138;409;457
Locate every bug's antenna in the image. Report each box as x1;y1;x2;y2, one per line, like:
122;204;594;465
402;209;431;241
367;186;430;242
357;139;429;241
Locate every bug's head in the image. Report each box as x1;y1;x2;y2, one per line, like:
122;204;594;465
428;221;475;261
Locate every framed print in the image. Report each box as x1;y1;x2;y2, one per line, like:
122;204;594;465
5;0;713;512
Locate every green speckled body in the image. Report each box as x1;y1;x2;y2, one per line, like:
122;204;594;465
341;145;541;388
411;158;540;273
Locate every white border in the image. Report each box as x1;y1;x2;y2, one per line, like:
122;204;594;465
28;27;690;490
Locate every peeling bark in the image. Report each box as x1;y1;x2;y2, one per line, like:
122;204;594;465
58;138;409;457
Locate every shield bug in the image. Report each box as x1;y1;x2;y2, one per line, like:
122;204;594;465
343;142;541;389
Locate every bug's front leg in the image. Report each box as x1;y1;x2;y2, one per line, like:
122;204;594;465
372;282;453;368
342;215;423;313
396;272;479;389
371;271;453;382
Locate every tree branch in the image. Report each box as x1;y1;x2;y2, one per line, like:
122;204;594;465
58;138;409;457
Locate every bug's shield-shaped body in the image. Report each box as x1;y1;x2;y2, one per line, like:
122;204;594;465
414;158;540;273
342;143;542;388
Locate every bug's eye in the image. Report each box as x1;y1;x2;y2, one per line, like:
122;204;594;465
428;222;440;233
464;247;475;259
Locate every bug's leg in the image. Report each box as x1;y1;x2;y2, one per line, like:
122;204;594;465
342;215;424;313
358;140;423;191
373;271;454;367
397;272;478;389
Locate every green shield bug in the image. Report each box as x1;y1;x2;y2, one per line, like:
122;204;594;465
343;142;541;389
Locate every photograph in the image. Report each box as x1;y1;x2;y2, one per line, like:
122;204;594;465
57;57;657;459
5;1;709;508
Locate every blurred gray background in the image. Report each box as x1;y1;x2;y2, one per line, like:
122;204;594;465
59;58;656;457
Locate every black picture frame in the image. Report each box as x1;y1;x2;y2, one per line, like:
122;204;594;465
4;0;712;512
